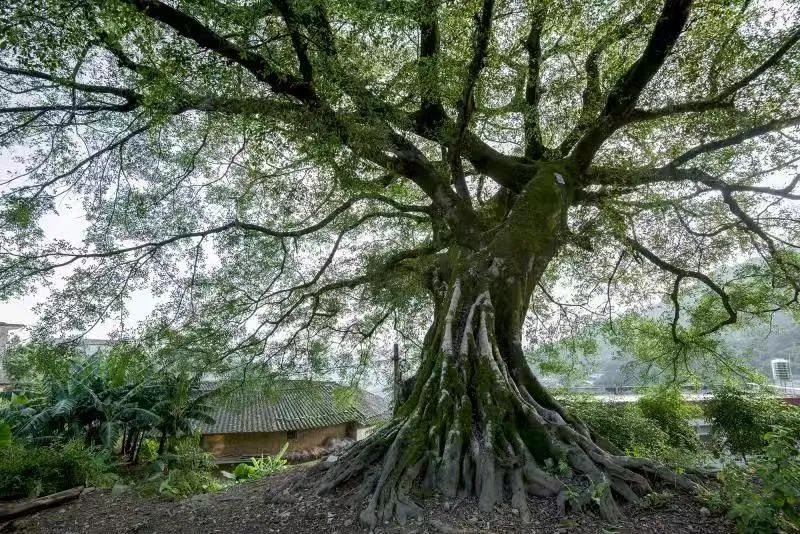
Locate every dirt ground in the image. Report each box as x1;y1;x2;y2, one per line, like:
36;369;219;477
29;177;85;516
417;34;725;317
1;465;734;534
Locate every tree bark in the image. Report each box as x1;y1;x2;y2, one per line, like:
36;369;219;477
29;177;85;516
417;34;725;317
319;163;696;526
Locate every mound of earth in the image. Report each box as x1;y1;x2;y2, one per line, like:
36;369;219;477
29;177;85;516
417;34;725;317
2;465;733;533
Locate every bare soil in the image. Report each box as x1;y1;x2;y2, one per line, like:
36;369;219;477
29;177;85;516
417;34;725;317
1;465;733;534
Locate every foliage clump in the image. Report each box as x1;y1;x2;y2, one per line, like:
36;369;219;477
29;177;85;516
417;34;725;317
637;386;702;452
0;440;116;499
233;442;289;481
136;435;223;499
563;386;705;465
0;342;227;501
2;341;216;461
704;383;800;459
708;425;800;534
562;394;671;459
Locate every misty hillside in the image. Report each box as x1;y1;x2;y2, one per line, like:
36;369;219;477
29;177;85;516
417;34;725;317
543;311;800;387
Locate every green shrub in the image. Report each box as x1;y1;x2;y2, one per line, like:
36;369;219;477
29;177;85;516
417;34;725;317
137;438;160;464
233;462;257;480
233;442;288;481
0;440;115;499
136;435;225;499
562;395;670;459
0;421;10;447
155;469;223;499
637;386;701;451
714;425;800;533
705;384;800;458
167;435;216;472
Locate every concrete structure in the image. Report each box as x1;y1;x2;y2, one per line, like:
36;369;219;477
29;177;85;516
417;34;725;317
74;338;114;357
0;322;24;390
197;381;388;464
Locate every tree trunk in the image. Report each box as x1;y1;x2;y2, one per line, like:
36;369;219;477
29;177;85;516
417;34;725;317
158;429;167;455
125;428;136;460
319;164;697;526
121;426;130;457
392;343;402;416
132;431;144;464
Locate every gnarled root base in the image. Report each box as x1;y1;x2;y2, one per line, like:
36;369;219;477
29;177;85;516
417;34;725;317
317;290;698;527
318;409;698;527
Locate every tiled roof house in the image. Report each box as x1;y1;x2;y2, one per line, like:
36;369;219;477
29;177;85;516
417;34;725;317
198;381;389;463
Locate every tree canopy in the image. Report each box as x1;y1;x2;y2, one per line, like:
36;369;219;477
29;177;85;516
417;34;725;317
3;0;800;524
2;0;799;383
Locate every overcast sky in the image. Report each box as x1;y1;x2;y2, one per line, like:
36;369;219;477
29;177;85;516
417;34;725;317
0;151;156;339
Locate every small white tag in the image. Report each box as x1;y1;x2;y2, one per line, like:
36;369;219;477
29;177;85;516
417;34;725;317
554;172;565;185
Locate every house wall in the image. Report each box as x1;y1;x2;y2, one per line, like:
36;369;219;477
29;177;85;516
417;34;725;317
289;424;349;451
353;424;375;441
202;424;350;459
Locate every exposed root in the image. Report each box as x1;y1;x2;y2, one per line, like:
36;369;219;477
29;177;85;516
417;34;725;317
315;278;699;527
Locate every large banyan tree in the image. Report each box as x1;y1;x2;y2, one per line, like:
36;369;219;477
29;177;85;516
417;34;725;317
2;0;800;524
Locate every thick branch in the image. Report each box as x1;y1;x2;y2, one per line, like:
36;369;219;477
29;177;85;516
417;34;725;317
601;1;693;120
274;0;314;82
353;131;482;245
566;22;799;159
717;190;800;293
417;0;441;134
449;0;495;201
582;168;800;217
558;11;643;155
408;110;536;192
626;100;733;123
669;114;800;167
523;4;547;160
120;0;316;103
571;0;693;169
714;26;800;100
0;64;138;104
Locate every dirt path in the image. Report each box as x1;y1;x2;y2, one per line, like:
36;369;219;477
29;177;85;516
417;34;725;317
2;467;733;533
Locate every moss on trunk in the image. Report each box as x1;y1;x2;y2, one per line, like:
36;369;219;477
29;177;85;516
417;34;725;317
317;167;697;526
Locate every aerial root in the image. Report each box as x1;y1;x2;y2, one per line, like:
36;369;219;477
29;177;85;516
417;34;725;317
509;468;532;523
615;456;701;492
311;290;699;526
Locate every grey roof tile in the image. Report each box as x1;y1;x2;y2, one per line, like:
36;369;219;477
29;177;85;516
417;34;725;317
198;380;389;434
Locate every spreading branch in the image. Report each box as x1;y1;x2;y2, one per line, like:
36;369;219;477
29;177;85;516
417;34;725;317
571;0;694;169
669;114;800;167
120;0;317;103
625;237;738;336
558;10;644;155
449;0;495;201
523;4;547;160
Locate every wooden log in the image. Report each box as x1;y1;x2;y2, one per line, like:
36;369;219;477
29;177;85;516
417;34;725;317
0;486;83;521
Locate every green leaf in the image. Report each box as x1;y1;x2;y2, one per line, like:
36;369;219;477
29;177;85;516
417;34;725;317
0;422;12;447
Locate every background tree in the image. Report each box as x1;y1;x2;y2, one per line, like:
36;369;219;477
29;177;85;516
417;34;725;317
3;341;215;461
151;372;215;455
1;0;799;525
